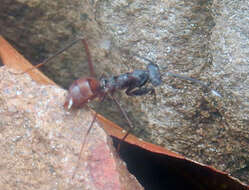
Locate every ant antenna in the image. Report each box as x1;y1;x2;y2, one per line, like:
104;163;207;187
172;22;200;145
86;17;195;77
163;71;222;98
131;53;222;98
11;37;84;75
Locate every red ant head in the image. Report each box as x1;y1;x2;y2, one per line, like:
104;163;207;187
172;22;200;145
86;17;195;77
64;77;101;109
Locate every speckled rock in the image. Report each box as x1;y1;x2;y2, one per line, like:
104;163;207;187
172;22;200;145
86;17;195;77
0;0;248;184
0;66;143;190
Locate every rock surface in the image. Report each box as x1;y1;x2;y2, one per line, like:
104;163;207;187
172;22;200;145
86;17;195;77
0;66;143;190
0;0;248;183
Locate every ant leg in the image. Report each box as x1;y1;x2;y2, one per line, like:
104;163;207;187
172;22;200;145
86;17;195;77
72;94;107;180
127;87;157;104
109;94;135;150
10;38;84;75
126;87;155;96
81;39;96;78
72;107;98;180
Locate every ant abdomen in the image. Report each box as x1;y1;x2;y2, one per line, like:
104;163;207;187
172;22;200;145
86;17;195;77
64;77;101;109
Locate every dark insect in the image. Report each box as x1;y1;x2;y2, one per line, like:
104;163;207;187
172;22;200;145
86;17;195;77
14;37;221;179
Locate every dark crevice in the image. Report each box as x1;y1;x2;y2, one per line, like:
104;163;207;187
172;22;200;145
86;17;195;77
113;138;197;190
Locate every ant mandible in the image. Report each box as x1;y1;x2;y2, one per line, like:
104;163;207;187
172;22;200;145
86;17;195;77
14;37;221;179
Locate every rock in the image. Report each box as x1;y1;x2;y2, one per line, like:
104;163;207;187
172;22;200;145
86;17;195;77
0;0;248;184
0;66;143;190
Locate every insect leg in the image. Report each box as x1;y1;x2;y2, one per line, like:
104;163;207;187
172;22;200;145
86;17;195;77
72;94;106;180
81;39;96;78
109;94;135;150
126;87;155;96
10;37;84;75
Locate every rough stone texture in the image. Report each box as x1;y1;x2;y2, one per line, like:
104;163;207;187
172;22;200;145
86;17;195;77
0;66;143;190
0;0;248;184
207;0;249;183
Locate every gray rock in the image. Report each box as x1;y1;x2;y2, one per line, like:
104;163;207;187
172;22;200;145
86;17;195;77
0;0;248;184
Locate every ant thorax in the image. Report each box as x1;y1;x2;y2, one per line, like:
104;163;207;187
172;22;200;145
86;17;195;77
99;70;151;95
99;77;116;93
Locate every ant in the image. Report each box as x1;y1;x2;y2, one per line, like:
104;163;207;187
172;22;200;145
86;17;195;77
13;37;221;179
